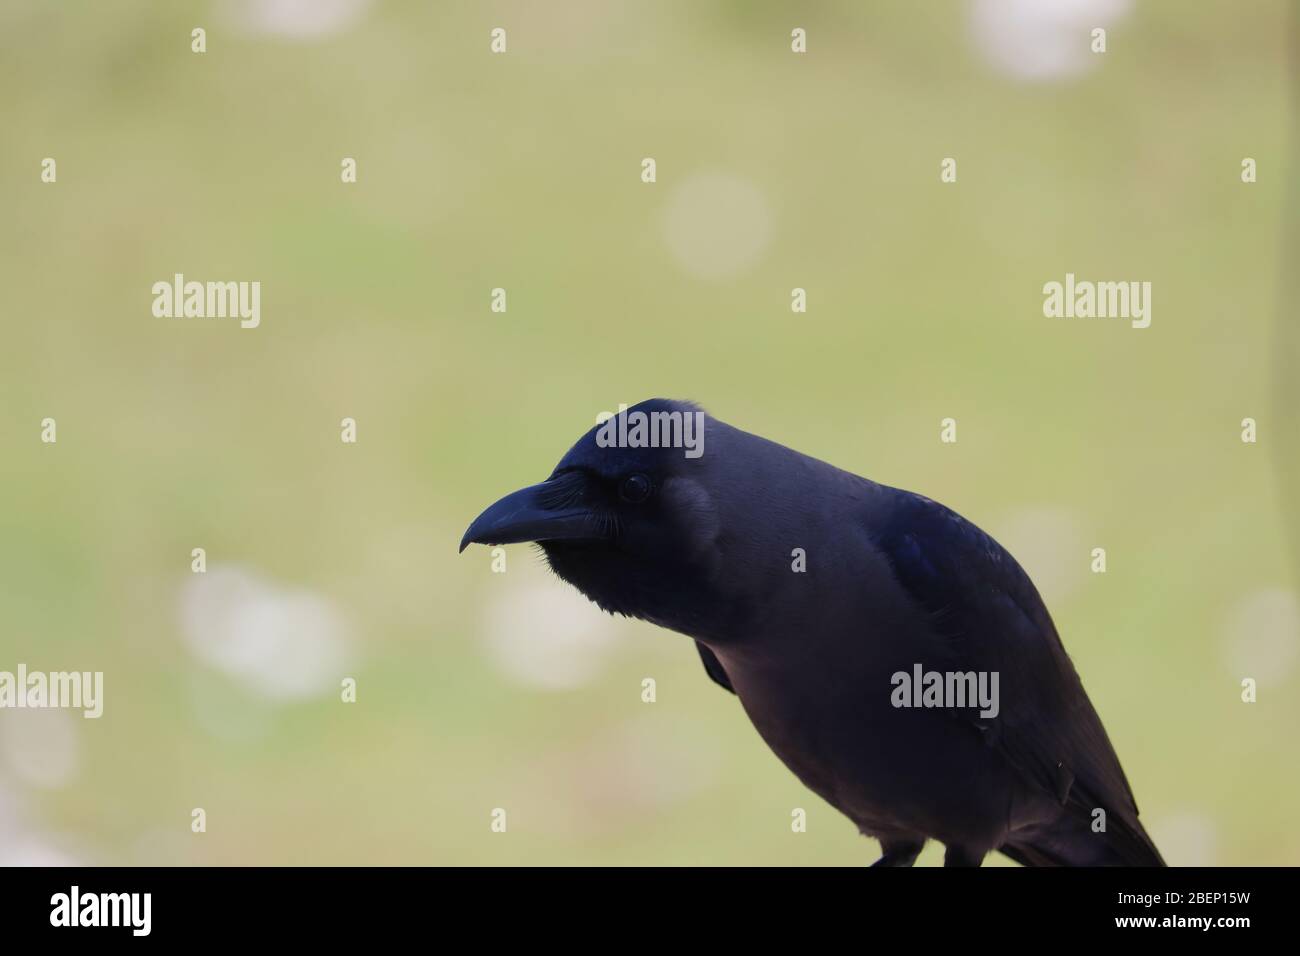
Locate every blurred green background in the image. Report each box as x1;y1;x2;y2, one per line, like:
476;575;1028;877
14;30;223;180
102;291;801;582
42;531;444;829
1;0;1296;865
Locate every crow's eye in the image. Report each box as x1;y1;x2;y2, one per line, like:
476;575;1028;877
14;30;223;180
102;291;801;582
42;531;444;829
618;473;652;504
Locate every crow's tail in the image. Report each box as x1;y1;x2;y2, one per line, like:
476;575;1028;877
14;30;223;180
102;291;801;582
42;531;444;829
1000;807;1165;867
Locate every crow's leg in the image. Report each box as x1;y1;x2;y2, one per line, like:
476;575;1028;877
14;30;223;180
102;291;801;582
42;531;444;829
943;844;986;867
870;838;925;867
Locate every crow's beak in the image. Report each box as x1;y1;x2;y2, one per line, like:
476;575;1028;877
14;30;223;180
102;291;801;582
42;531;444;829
459;480;599;553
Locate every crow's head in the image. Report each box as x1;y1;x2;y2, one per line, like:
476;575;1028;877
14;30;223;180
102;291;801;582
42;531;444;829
460;399;727;628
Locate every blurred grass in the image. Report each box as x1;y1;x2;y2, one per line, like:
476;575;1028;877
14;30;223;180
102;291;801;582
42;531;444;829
0;0;1296;865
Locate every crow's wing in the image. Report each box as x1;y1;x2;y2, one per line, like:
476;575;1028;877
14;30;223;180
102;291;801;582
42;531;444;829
696;641;735;694
873;489;1161;863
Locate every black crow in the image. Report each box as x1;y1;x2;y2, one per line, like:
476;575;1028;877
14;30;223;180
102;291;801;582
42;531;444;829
460;399;1164;867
